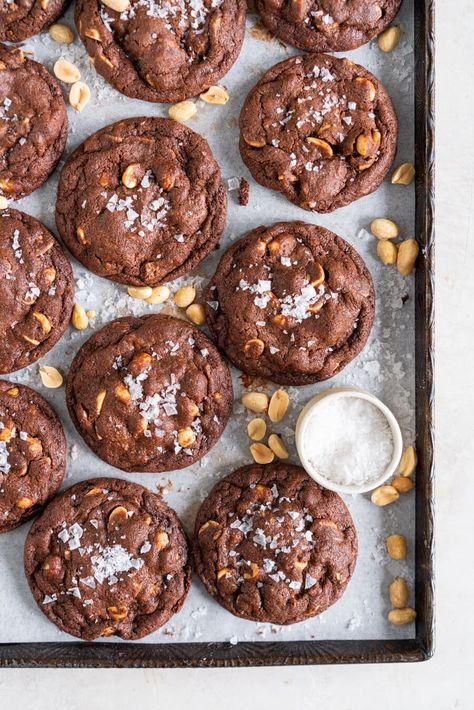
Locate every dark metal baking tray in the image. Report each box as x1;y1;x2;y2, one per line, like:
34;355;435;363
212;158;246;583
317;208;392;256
0;0;434;667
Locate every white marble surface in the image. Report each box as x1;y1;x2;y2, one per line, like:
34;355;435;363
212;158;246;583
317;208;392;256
1;0;473;707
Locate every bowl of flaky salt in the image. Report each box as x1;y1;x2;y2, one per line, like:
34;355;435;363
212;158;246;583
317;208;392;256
295;387;403;495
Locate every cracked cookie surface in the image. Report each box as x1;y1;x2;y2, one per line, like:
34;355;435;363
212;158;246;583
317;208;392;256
0;45;68;201
0;209;74;374
75;0;246;103
193;462;357;624
24;477;191;640
0;381;66;533
205;221;374;385
239;53;397;213
66;314;233;472
56;117;227;287
256;0;403;52
0;0;70;41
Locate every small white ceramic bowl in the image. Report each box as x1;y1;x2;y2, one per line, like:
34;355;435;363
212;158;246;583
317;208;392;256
295;387;403;495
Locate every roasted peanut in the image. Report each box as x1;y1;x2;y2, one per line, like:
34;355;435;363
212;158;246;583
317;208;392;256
268;433;288;459
399;445;417;476
268;389;289;423
241;392;269;413
247;417;266;441
370;218;400;240
39;366;63;388
388;608;416;625
250;442;274;464
378;26;401;52
377;239;398;265
174;285;196;308
389;577;409;608
200;86;229;104
392;475;415;493
168;100;197;123
391;162;415;185
397;239;419;276
371;485;400;506
48;23;75;43
386;534;407;560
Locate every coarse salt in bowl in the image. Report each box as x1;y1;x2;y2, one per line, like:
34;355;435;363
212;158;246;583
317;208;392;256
295;387;403;495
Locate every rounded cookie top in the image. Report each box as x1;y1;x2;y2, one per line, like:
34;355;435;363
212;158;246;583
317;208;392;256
0;46;68;201
24;477;191;640
194;462;357;624
56;117;227;287
205;221;374;385
66;314;233;472
256;0;403;53
0;0;70;42
0;209;75;374
75;0;246;103
239;53;397;213
0;381;66;533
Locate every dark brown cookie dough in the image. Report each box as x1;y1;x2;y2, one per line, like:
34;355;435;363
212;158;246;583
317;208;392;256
205;221;374;385
24;477;191;640
0;0;70;42
0;381;66;533
0;46;68;201
0;209;75;374
194;462;357;624
56;117;227;287
66;314;233;472
256;0;403;52
75;0;246;103
239;54;397;213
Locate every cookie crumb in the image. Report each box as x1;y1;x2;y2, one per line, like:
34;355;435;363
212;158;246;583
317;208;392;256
238;178;250;206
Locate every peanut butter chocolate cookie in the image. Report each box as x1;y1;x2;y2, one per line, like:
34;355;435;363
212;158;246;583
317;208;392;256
75;0;246;103
56;117;227;287
0;0;70;42
256;0;403;52
239;54;397;213
205;221;374;385
0;381;66;533
66;314;233;472
0;209;74;374
24;477;191;640
0;45;68;201
194;462;357;624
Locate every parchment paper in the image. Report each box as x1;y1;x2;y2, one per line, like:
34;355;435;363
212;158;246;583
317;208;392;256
0;0;416;644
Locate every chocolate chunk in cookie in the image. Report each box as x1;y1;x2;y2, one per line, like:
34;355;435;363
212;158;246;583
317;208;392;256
75;0;246;103
56;117;227;287
0;381;66;533
0;46;68;201
240;54;397;213
24;477;191;640
0;0;70;42
205;221;374;385
0;209;74;374
256;0;403;52
66;314;233;472
194;462;357;624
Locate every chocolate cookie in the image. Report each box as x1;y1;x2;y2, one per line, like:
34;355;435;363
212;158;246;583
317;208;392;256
0;209;74;375
24;477;191;640
194;462;357;624
66;314;233;472
75;0;246;103
256;0;403;52
0;46;68;201
0;381;66;533
239;54;397;213
56;117;227;287
205;221;374;385
0;0;70;42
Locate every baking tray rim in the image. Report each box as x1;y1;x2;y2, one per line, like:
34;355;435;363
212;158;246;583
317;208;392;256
0;0;435;668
